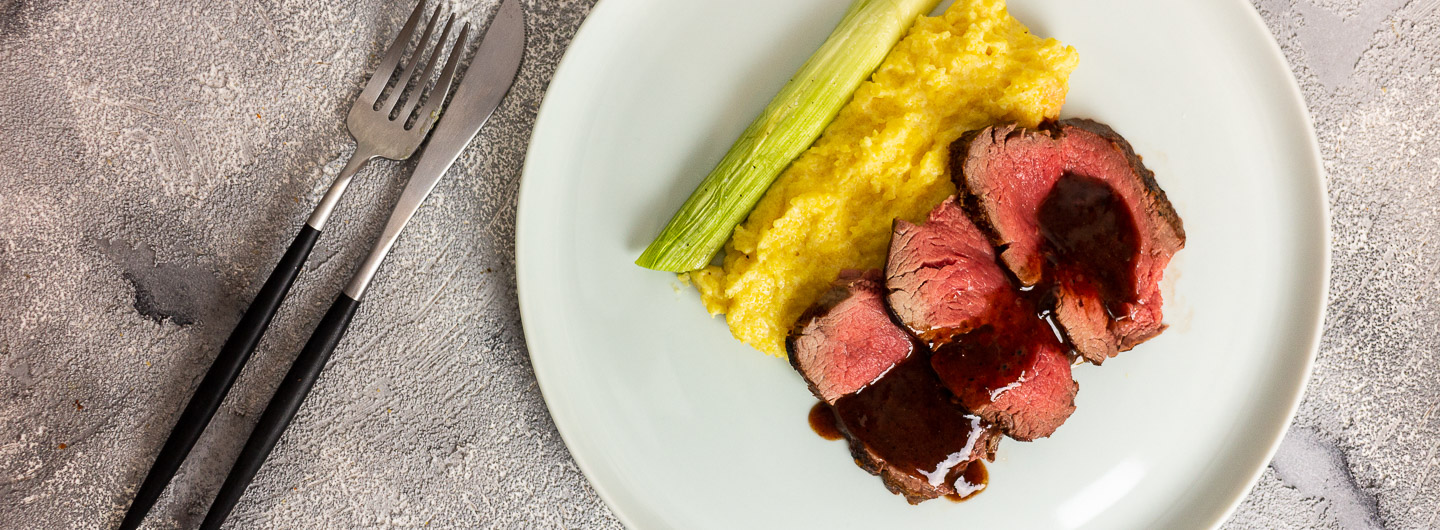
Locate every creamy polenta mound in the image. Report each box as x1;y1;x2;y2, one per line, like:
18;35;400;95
689;0;1078;357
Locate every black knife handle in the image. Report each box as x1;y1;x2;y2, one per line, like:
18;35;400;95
119;224;321;530
199;293;362;530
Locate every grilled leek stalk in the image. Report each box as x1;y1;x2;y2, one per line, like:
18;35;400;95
636;0;940;272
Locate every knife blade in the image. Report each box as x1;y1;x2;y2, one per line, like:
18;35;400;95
345;0;525;299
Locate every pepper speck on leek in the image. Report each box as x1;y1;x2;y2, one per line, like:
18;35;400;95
635;0;940;272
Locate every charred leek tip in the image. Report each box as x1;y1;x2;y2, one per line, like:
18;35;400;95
636;0;940;272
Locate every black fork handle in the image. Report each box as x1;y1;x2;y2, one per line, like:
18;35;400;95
200;293;362;530
119;224;321;530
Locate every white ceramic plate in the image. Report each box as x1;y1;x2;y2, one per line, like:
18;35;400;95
516;0;1328;528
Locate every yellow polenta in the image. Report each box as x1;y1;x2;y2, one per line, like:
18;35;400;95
689;0;1078;357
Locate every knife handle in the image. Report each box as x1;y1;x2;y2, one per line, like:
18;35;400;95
119;224;320;530
199;293;361;530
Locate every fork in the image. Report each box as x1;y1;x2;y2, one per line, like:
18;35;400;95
118;2;466;528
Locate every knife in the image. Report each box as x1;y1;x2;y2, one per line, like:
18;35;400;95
198;1;524;526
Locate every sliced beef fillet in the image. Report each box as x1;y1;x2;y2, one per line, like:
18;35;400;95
885;198;1079;440
788;271;999;504
885;196;1011;347
788;270;914;403
952;119;1186;363
930;295;1078;441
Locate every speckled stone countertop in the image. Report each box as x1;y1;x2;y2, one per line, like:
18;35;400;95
0;0;1435;528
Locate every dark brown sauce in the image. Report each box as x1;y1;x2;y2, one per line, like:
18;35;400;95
945;461;988;502
929;292;1063;410
831;352;992;492
1037;172;1140;316
808;401;844;441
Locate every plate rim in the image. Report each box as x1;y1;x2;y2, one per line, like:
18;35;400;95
514;0;1331;527
1195;0;1330;526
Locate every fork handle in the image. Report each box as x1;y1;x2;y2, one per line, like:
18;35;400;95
200;293;361;530
119;224;321;530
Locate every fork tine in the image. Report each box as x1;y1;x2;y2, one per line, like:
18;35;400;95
411;23;470;132
396;14;456;124
381;4;444;116
357;0;429;105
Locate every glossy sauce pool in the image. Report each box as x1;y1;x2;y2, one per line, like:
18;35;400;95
807;401;843;441
1037;171;1141;314
946;461;988;502
808;352;994;499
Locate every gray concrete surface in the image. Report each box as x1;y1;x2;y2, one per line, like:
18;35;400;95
0;0;1434;528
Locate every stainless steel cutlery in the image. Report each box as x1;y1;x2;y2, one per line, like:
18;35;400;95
120;1;524;527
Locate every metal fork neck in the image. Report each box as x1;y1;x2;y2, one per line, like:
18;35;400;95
305;145;377;231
